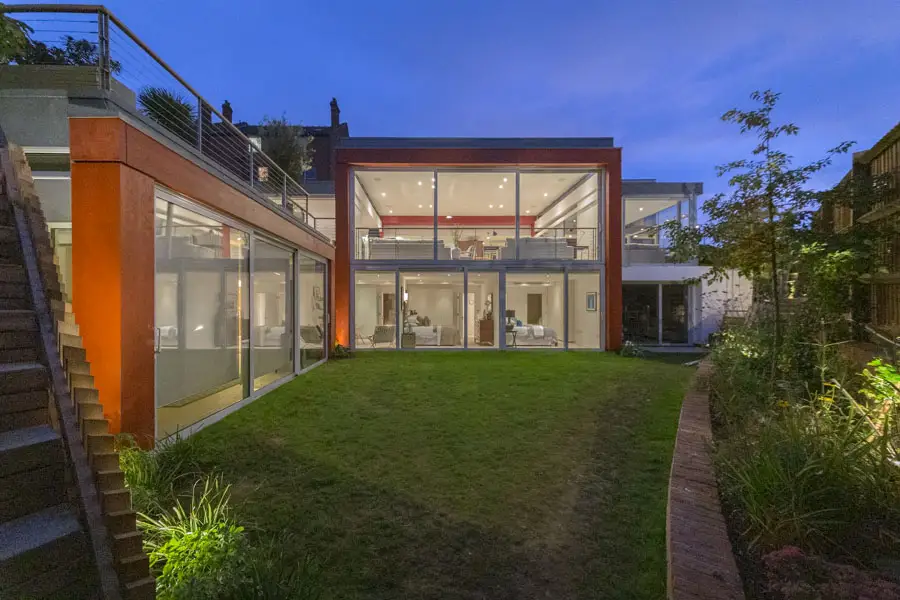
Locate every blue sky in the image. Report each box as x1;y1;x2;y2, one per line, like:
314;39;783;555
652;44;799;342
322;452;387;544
74;0;900;196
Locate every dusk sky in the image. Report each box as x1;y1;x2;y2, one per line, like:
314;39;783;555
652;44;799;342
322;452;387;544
94;0;900;197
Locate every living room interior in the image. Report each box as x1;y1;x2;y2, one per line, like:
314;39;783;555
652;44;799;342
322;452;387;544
353;168;601;261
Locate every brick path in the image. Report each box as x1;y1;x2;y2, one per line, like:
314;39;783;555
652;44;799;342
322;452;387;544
666;361;744;600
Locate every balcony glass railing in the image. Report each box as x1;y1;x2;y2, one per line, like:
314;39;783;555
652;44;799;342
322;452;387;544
3;5;331;243
355;227;597;260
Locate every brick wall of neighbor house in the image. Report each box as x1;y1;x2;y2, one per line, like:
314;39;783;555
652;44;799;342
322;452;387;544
332;145;623;350
70;117;334;441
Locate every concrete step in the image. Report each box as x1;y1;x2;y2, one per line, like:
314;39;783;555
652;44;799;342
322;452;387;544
66;359;92;376
112;530;142;558
0;345;40;363
117;553;150;583
0;295;30;310
101;489;132;514
0;225;17;245
85;432;114;456
96;469;126;493
0;329;38;351
0;389;47;416
0;309;37;332
105;509;137;535
0;282;27;300
90;451;119;473
0;504;93;598
0;424;62;478
125;575;157;600
0;362;47;395
0;405;48;432
68;373;94;396
0;462;65;523
0;264;26;284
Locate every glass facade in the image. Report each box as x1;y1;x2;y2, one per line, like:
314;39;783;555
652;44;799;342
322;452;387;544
400;271;464;347
505;272;564;347
568;273;602;348
354;271;398;348
155;189;327;439
353;168;602;261
622;283;693;345
623;196;695;265
469;271;500;347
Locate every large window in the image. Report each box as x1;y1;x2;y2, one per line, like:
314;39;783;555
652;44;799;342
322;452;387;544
505;272;564;347
623;197;694;264
400;271;464;347
354;271;397;348
298;256;327;367
661;284;689;344
568;272;602;348
354;170;435;259
252;239;294;390
155;199;250;438
623;283;692;345
520;172;599;260
469;271;500;347
350;168;603;262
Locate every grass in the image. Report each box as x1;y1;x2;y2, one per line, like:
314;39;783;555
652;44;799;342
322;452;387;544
192;351;693;600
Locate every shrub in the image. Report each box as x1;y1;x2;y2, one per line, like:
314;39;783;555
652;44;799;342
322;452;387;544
763;546;900;600
716;397;900;560
618;340;646;358
139;476;244;599
117;433;200;514
332;343;351;359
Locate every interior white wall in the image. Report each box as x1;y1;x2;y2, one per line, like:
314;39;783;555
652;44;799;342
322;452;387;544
298;270;324;328
535;174;598;230
568;275;601;347
405;284;463;328
700;271;754;343
506;282;564;333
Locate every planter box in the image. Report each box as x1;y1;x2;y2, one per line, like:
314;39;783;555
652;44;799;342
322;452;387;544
401;333;416;348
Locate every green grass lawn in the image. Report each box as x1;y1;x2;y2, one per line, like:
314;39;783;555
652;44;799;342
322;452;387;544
192;352;693;600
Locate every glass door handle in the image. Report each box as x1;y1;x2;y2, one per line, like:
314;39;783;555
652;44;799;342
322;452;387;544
154;327;161;354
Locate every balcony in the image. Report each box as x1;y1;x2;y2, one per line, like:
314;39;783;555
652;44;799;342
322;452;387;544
2;5;332;243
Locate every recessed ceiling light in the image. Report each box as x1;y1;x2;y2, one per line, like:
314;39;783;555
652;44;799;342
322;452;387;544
499;204;504;208
381;192;386;197
418;204;423;208
526;210;531;214
489;204;494;209
431;185;435;189
389;209;393;214
429;204;433;208
417;273;421;276
503;177;508;183
639;207;644;211
446;216;453;219
418;181;422;186
498;185;503;189
543;192;548;197
432;177;436;182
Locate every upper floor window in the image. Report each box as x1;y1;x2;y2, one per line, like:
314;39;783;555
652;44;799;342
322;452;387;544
623;196;696;265
352;168;602;261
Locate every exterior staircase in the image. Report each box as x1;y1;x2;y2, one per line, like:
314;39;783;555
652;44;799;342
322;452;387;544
0;137;154;598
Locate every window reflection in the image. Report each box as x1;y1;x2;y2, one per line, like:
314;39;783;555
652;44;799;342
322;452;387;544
252;239;293;390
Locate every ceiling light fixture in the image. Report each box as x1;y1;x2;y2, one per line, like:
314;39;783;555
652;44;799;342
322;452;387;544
381;192;386;197
526;210;531;214
389;210;393;214
446;215;453;219
639;207;644;211
499;204;504;208
418;181;422;186
498;185;503;189
418;204;423;208
489;204;494;209
503;177;508;183
544;192;548;197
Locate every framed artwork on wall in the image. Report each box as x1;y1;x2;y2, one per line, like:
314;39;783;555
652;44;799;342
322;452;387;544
586;292;598;312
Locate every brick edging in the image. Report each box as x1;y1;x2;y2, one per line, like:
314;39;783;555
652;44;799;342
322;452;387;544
666;360;744;600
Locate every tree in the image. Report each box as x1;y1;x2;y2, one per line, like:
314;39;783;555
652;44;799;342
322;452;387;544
138;86;197;145
0;7;31;63
258;115;314;181
662;90;852;349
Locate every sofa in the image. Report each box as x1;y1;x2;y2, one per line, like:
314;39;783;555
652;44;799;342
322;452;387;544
367;238;451;260
500;237;574;259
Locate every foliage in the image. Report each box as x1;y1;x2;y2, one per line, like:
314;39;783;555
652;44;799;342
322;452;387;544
763;546;900;600
716;398;900;559
138;86;197;145
139;476;244;599
0;7;31;63
618;339;646;358
258;114;314;181
331;343;351;359
116;433;200;514
661;90;852;350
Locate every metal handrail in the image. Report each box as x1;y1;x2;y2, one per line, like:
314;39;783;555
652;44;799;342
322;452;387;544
3;4;331;243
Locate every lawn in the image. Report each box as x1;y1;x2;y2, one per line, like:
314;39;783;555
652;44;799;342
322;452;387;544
192;351;693;600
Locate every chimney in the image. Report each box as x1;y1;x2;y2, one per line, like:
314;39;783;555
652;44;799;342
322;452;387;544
222;100;233;123
330;97;340;130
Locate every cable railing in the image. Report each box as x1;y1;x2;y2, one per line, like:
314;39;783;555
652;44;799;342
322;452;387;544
2;4;331;243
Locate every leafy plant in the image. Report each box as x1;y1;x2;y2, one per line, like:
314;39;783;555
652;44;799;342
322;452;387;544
618;340;646;358
763;546;900;600
117;432;200;514
258;114;314;180
0;8;31;63
138;86;197;145
139;476;244;599
332;343;351;359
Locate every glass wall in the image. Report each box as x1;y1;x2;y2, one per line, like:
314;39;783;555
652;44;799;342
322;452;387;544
399;271;464;347
661;284;689;344
623;197;695;264
354;170;436;259
252;239;294;390
568;272;602;348
505;272;564;347
623;283;693;345
298;256;327;367
155;198;250;438
469;271;500;347
354;271;398;348
623;284;659;344
352;168;602;262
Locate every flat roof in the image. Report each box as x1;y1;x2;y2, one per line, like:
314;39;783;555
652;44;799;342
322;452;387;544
338;137;616;150
623;179;703;196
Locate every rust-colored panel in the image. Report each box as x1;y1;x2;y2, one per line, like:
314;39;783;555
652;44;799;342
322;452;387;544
118;165;156;443
121;124;334;261
334;162;351;347
605;153;623;350
71;162;123;432
69;117;126;163
379;215;535;226
336;146;620;168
